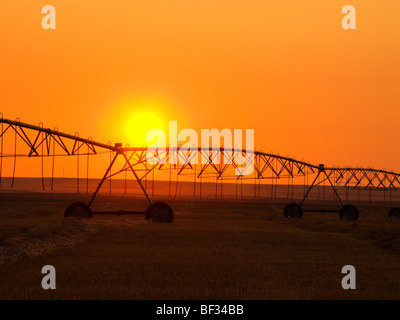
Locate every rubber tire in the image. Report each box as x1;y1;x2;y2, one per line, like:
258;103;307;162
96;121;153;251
64;202;92;218
284;203;303;219
339;204;358;221
388;207;400;218
145;202;174;223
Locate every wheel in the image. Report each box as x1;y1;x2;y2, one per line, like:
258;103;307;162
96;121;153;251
388;207;400;218
64;202;92;218
145;202;174;223
339;204;358;220
284;203;303;218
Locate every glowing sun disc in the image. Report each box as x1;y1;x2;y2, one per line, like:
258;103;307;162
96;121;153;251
126;111;164;147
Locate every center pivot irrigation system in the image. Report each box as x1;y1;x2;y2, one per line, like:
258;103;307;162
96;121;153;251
0;117;399;222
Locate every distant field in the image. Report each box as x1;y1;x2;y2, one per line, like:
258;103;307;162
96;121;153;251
0;192;400;299
2;177;400;204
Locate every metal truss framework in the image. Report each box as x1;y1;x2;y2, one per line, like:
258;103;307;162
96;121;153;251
1;117;399;211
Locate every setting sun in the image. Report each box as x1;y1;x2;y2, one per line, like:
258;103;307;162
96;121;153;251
126;111;165;147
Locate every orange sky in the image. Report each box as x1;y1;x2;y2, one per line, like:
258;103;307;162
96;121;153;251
0;0;399;178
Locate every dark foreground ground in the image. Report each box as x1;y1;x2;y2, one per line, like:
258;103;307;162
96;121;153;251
0;192;399;299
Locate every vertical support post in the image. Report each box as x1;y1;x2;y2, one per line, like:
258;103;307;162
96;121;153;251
200;165;203;199
125;145;129;195
346;171;349;202
271;166;273;199
124;167;127;194
169;161;171;197
168;145;173;198
40;123;45;191
258;166;261;198
194;162;196;198
75;132;80;194
175;162;179;197
51;128;56;191
254;166;257;198
108;142;112;194
274;160;278;199
220;151;223;197
11;119;19;188
144;146;148;194
332;170;335;201
152;164;155;197
86;144;90;194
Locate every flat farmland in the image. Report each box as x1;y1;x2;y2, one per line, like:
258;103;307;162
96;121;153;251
0;192;399;299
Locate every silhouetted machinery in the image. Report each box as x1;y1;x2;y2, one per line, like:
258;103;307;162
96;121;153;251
0;117;399;221
283;164;360;220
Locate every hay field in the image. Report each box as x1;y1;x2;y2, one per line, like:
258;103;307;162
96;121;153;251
0;192;399;299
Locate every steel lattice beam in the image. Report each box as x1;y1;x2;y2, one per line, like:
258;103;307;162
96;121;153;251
1;117;399;195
